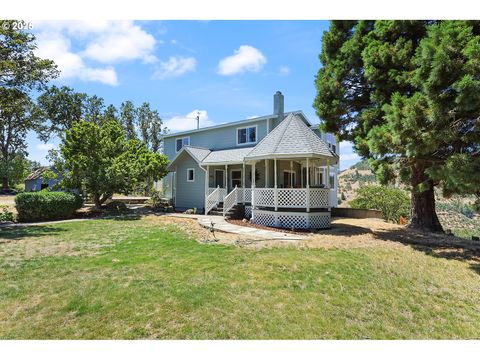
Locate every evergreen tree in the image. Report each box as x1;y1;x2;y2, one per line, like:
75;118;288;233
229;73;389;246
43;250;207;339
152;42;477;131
84;95;105;125
103;104;119;124
120;101;137;140
314;20;480;232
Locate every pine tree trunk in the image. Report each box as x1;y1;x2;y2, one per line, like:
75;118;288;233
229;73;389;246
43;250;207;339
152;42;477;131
408;164;443;233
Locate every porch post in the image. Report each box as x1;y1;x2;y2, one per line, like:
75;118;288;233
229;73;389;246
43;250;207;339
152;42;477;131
265;159;269;187
274;158;278;211
301;164;303;188
205;165;209;214
326;159;330;208
252;161;256;219
242;162;246;203
326;159;330;188
306;158;310;213
225;165;228;193
290;160;293;188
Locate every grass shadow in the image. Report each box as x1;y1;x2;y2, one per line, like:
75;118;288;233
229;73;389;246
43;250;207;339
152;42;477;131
372;227;480;275
0;225;68;241
317;222;373;237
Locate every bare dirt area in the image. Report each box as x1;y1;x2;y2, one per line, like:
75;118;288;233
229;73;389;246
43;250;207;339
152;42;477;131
194;216;480;265
144;214;255;244
0;195;15;206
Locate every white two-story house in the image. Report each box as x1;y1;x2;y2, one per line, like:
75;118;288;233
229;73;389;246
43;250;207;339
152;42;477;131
162;91;339;229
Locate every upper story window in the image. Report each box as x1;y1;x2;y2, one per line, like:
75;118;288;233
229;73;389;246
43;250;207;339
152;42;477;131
176;137;190;152
237;126;257;145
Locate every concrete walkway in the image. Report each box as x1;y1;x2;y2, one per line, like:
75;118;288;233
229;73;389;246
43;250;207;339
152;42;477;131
194;215;306;240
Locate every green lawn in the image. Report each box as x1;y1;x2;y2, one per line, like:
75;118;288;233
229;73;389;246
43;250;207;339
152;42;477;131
0;217;479;339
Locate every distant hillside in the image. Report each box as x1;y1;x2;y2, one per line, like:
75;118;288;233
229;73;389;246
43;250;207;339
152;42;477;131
339;160;480;238
338;160;376;205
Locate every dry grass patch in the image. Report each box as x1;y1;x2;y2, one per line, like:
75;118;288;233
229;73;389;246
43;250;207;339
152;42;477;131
0;215;479;339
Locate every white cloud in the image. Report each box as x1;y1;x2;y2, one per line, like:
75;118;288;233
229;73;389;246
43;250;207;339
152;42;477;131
164;110;214;132
82;21;157;63
35;32;118;86
279;66;290;76
36;143;56;151
217;45;267;76
340;153;361;161
338;141;362;170
34;20;158;86
153;56;197;79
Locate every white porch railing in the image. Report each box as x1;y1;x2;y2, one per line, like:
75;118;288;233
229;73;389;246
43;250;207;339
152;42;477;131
208;187;227;199
205;186;223;214
223;186;239;217
252;188;330;209
238;188;252;203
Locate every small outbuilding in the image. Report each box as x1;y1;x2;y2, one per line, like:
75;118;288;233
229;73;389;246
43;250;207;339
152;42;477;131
24;166;60;192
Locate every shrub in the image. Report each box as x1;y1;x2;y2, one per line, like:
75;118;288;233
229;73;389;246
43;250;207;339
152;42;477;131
436;200;476;219
15;191;83;222
350;185;410;223
0;206;14;222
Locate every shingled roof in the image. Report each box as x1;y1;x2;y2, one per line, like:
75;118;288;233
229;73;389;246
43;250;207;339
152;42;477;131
244;113;338;163
166;146;211;170
25;167;53;181
202;147;254;165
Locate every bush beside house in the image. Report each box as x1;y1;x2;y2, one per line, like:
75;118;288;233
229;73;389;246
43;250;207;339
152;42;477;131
350;185;410;223
15;192;83;222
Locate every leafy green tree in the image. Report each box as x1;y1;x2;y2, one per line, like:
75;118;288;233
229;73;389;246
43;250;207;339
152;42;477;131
120;101;137;140
350;185;410;223
0;153;31;189
0;91;39;189
314;20;480;232
84;95;105;125
0;20;58;189
103;104;118;124
36;85;87;138
56;120;169;208
137;102;152;145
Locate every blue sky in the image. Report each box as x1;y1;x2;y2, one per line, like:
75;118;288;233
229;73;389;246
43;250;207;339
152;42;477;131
27;20;360;170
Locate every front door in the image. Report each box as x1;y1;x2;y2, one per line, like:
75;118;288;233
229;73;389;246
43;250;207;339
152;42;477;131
215;170;225;188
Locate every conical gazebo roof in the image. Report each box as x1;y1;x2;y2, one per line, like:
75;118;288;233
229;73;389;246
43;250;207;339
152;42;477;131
244;113;338;164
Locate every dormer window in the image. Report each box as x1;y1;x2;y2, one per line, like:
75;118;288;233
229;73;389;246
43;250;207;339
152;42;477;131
176;137;190;152
237;126;257;145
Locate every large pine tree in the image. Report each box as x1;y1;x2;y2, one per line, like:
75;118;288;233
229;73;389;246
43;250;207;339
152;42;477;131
314;20;480;232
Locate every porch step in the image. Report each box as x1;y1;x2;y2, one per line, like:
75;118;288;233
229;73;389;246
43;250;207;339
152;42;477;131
209;203;244;220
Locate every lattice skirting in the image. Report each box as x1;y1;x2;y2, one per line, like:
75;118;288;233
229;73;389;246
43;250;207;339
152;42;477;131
251;210;330;229
244;206;252;219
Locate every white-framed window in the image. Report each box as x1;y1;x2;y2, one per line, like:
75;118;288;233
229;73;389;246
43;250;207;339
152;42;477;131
187;168;195;182
237;125;257;145
314;167;324;186
329;175;335;189
230;169;242;188
176;136;190;152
